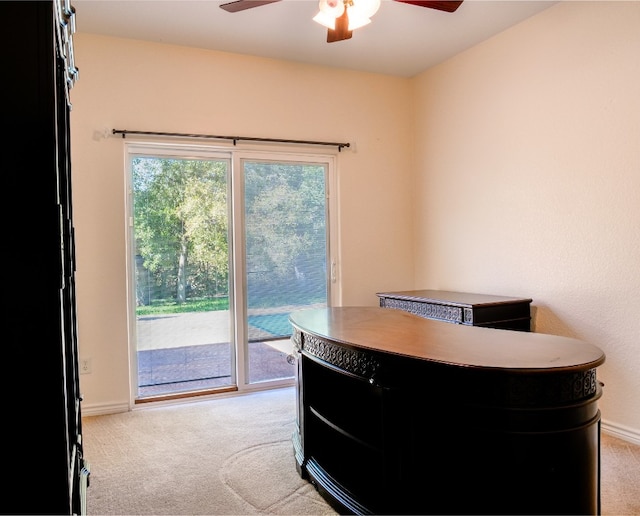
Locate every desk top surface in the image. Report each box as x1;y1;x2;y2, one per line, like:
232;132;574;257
376;289;532;307
290;307;604;373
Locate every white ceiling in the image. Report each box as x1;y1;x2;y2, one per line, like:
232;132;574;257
72;0;558;77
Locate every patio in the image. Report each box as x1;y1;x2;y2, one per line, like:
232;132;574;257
136;309;301;397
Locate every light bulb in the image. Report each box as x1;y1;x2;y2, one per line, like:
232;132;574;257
346;0;379;30
313;11;336;29
349;0;380;18
313;0;346;29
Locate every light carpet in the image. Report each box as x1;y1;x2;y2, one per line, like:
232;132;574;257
82;386;640;515
82;387;336;515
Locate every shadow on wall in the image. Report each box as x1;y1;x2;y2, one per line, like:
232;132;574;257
531;304;582;339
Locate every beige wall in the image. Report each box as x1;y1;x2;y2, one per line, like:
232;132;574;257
70;34;415;413
72;1;640;441
412;1;640;440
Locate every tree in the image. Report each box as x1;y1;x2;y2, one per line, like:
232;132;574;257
132;157;327;309
132;157;228;305
244;162;327;306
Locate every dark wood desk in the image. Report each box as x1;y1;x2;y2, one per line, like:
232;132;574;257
377;289;532;331
290;307;605;515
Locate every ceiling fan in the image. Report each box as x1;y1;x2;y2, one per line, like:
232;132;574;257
219;0;464;43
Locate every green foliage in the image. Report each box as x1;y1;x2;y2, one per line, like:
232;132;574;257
244;162;327;307
132;156;328;311
133;157;229;306
136;297;229;316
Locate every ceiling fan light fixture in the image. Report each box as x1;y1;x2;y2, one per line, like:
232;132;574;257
347;15;371;31
326;8;352;42
348;0;381;20
313;0;345;29
314;0;379;33
313;10;338;29
345;0;379;31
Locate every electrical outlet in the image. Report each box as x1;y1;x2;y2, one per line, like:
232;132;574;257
80;358;92;374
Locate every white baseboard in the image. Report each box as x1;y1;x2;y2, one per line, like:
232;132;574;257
81;401;130;416
601;419;640;446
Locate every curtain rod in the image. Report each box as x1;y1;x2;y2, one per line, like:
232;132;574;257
112;129;350;152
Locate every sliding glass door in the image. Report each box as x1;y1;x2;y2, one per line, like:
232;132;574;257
130;153;234;398
242;160;329;383
127;144;334;400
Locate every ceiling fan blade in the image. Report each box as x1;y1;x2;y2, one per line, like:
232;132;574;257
326;9;352;43
393;0;463;13
219;0;282;13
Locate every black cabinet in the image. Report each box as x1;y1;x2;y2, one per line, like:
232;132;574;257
3;1;87;513
377;289;532;331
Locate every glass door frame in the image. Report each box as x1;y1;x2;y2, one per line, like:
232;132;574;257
231;151;340;391
124;142;236;403
124;140;341;404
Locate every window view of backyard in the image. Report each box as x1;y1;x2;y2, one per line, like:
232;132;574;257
131;153;329;398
